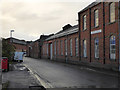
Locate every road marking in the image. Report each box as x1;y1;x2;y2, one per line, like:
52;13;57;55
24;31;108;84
23;64;53;88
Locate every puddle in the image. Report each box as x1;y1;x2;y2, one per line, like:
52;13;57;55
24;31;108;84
19;67;26;71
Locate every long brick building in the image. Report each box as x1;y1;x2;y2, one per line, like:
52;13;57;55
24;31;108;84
78;2;119;69
41;24;79;63
41;2;119;70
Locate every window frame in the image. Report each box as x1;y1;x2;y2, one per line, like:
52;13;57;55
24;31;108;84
75;38;78;57
94;9;99;27
109;2;115;23
70;39;72;56
83;39;87;57
109;35;116;60
94;38;99;59
83;15;87;30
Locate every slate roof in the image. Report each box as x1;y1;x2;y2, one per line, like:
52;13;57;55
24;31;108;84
46;25;78;41
78;2;100;14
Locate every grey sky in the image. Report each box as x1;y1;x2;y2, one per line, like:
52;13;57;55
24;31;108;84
0;0;95;41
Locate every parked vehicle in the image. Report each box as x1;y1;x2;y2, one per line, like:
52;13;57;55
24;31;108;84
14;52;24;62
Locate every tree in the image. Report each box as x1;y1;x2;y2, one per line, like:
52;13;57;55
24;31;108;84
2;38;15;61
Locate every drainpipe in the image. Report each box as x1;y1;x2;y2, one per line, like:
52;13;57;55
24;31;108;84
118;1;120;69
78;13;81;61
89;8;91;62
103;2;105;64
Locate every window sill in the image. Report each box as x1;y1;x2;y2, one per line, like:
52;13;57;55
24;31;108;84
94;25;99;29
83;29;87;32
108;21;116;25
110;59;116;61
94;58;99;60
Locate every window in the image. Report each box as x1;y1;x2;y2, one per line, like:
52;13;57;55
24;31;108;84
109;2;115;23
65;39;67;56
70;39;72;56
75;38;78;56
83;40;87;57
95;38;99;58
110;35;116;60
47;44;48;55
94;9;99;27
83;15;87;30
57;41;59;55
54;41;56;55
60;40;63;55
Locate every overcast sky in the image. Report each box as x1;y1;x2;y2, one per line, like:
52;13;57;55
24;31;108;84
0;0;95;41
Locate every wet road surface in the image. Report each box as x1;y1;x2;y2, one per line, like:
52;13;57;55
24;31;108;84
23;57;119;88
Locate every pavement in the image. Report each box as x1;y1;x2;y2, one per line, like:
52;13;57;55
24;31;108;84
2;62;46;90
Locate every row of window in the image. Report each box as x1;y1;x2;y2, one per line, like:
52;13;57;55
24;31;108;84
44;38;79;57
83;35;116;59
83;2;115;30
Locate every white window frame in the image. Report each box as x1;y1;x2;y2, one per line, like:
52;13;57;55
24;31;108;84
70;39;72;56
54;41;56;56
83;40;87;57
95;38;99;58
94;9;99;27
65;39;67;56
110;35;116;60
75;38;78;56
57;41;59;55
60;40;63;55
83;15;87;30
47;44;48;55
110;2;115;23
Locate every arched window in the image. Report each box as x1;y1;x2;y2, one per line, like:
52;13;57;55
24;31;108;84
109;2;115;23
95;38;99;58
94;9;99;27
110;35;116;60
75;38;78;56
70;39;72;56
65;39;67;56
83;39;87;57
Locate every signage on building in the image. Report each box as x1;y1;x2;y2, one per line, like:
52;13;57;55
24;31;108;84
91;29;102;34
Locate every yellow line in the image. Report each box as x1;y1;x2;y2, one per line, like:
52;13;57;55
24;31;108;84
23;64;53;88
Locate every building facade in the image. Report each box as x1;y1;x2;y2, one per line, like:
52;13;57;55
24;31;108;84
6;38;27;52
41;2;119;70
78;2;119;69
26;35;53;58
41;24;79;63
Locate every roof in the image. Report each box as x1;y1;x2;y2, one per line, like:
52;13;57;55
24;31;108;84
46;25;78;41
78;2;100;14
6;37;26;45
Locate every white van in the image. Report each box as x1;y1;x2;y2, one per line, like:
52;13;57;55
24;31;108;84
14;52;24;62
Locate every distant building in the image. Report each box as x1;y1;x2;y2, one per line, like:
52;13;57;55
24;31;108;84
26;34;53;58
6;37;27;52
41;24;79;63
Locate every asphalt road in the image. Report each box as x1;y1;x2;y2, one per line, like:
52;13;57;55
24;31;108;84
23;57;119;88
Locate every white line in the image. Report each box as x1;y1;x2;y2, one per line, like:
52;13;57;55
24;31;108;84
23;64;53;88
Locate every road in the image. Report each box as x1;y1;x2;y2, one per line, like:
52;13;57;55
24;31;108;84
23;57;119;88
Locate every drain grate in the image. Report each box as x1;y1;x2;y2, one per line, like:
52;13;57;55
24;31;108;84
29;86;46;90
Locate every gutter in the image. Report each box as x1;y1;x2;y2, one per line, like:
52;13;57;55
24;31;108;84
118;1;120;68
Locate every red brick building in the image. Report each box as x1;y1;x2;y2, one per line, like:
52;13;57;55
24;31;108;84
6;38;27;52
26;35;53;58
78;2;119;69
41;24;79;63
41;2;119;70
